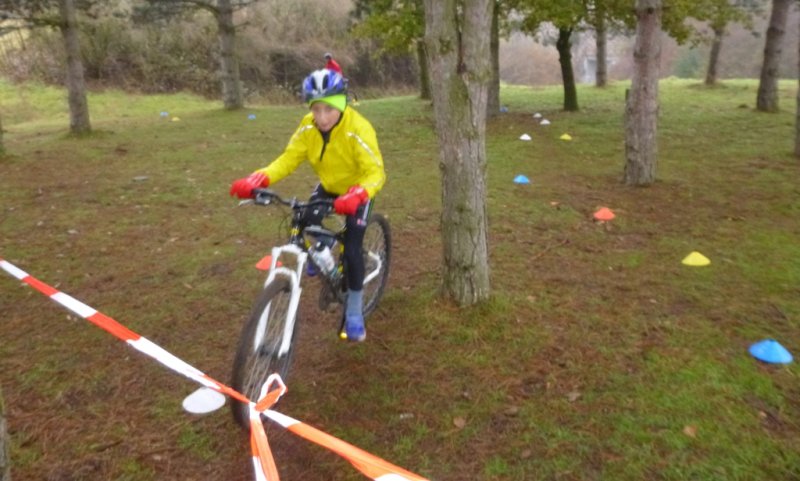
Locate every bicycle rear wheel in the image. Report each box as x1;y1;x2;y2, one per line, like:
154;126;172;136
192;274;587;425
230;276;297;430
361;213;391;318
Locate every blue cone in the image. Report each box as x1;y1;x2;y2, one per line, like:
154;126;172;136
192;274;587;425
499;106;509;113
513;175;530;184
749;339;793;364
248;114;257;120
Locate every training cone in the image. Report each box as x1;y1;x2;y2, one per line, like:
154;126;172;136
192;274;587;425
593;207;615;221
182;387;227;414
749;339;793;364
540;119;551;126
533;112;542;119
513;175;530;184
681;251;711;266
560;133;573;141
255;255;282;271
519;133;532;141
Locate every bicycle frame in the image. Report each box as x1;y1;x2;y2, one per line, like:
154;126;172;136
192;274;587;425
244;188;382;353
249;191;341;359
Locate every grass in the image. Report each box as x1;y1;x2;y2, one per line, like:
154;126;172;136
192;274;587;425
1;77;800;481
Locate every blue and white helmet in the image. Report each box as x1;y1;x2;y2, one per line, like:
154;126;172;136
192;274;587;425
302;69;346;103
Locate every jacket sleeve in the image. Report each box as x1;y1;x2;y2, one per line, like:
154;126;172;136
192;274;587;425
254;122;312;184
349;123;386;198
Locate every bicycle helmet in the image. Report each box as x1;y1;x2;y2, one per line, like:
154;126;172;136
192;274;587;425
302;69;347;106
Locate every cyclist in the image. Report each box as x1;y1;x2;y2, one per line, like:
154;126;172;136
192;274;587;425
324;52;359;104
324;52;342;75
229;68;385;342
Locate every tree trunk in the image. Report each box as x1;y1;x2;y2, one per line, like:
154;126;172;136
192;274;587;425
1;385;9;481
416;41;431;100
705;24;725;86
795;17;800;158
58;0;91;135
757;0;791;112
556;27;578;111
595;11;608;88
424;0;492;306
217;0;243;110
624;0;662;186
487;1;500;116
0;113;4;156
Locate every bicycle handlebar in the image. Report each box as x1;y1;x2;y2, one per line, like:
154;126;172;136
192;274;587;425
242;188;334;212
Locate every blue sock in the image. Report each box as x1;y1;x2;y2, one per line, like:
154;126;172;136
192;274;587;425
346;289;363;318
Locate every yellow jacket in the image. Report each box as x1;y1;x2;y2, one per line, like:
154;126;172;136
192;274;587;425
256;107;385;198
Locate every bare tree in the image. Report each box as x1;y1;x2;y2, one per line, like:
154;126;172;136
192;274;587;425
1;385;9;481
705;24;725;85
624;0;662;186
423;0;492;306
416;42;431;100
487;1;500;115
139;0;250;110
59;0;91;134
595;8;608;87
0;0;92;135
216;0;241;109
556;27;578;111
757;0;792;112
795;12;800;157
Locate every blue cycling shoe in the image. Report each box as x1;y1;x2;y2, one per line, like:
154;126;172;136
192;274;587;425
343;313;366;342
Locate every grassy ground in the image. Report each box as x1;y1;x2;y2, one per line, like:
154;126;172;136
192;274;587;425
1;78;799;481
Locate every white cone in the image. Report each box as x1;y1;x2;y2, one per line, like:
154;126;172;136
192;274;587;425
182;387;227;414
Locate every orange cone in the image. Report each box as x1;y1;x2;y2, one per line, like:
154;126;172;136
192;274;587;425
255;255;283;271
593;207;615;222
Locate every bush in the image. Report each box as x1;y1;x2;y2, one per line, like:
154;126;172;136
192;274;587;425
0;1;418;100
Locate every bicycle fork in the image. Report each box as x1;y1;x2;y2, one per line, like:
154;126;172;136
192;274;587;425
256;244;307;358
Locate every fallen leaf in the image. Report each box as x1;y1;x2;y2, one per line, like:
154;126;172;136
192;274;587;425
567;391;581;402
682;425;697;438
453;417;467;429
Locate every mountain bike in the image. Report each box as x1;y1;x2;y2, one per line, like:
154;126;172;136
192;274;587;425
230;188;391;429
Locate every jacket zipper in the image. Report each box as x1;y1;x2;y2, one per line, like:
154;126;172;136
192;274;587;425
319;131;329;162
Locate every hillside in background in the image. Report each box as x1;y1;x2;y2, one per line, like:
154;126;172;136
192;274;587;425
501;6;800;85
0;1;797;95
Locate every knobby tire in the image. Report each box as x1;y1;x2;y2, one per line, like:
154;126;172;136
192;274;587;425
230;276;297;430
361;213;391;318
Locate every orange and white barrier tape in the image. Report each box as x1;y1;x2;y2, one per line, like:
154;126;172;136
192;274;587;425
0;257;429;481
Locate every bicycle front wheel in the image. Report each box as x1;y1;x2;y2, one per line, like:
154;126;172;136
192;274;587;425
362;213;391;318
230;276;297;430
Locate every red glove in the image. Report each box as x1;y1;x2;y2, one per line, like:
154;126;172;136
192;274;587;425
334;186;369;216
229;172;269;199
